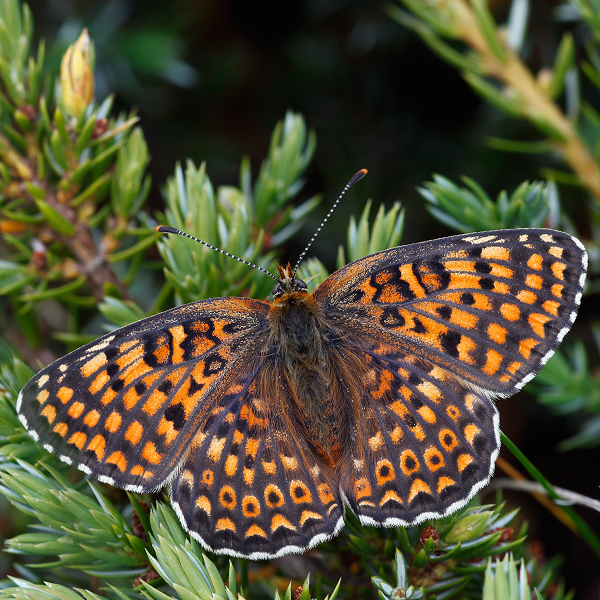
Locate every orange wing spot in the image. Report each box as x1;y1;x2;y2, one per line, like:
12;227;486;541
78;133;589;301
517;289;537;305
180;470;194;485
493;281;510;294
53;422;68;437
243;468;254;485
271;514;296;532
444;259;475;273
130;465;144;476
551;261;566;280
487;323;507;344
457;453;474;472
125;421;143;445
117;345;144;369
400;449;420;475
543;300;560;316
464;424;481;446
142;442;162;465
508;361;522;375
417;381;442;403
41;404;56;423
483;348;503;376
527;254;543;270
80;352;107;377
169;325;186;364
84;410;100;427
551;283;564;298
241;495;260;517
282;456;299;470
87;434;106;460
68;401;85;419
219;485;236;509
265;484;285;508
390;399;409;419
119;340;137;353
369;431;384;451
202;470;214;486
437;476;456;493
448;273;483;291
142;390;167;415
380;490;404;506
408;479;432;503
216;518;235;532
122;360;153;387
371;369;393;400
246;438;260;457
290;481;312;504
439;429;458;451
549;246;563;258
418;406;437;424
106;451;127;472
412;423;426;442
400;263;427;298
239;404;269;428
526;274;543;289
529;313;552;338
225;455;238;476
157;417;179;445
104;411;122;433
450;308;478;329
123;387;140;410
100;387;117;406
480;246;510;261
446;405;461;420
354;477;372;500
490;264;513;279
262;461;276;475
299;510;323;525
90;371;110;394
376;459;395;485
152;335;170;364
36;389;49;405
245;525;267;539
195;495;211;515
424;446;445;471
318;483;335;504
464;393;478;412
57;386;73;404
207;437;226;462
500;303;520;321
472;293;492;311
390;426;403;442
232;429;244;445
519;337;539;359
456;335;476;365
67;431;87;449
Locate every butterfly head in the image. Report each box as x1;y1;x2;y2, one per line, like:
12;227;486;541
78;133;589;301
272;263;308;299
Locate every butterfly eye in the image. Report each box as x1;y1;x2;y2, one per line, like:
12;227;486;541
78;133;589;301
295;280;308;291
272;283;283;298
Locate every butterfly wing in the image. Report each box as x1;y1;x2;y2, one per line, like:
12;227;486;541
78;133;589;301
316;229;587;397
170;351;344;559
17;297;271;493
315;229;586;524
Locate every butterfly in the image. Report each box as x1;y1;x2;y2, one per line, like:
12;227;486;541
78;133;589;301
17;170;587;559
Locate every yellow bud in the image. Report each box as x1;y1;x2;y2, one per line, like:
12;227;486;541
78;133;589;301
60;29;95;120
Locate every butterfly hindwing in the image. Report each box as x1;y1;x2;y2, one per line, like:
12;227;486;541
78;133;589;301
170;354;344;559
333;337;498;526
17;297;270;492
316;229;587;396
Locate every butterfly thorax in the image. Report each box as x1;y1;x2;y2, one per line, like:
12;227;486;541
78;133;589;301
268;272;343;465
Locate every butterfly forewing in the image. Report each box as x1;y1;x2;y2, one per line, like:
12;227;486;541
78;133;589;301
316;229;587;397
17;298;270;491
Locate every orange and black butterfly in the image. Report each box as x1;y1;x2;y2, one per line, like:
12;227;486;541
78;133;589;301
18;170;587;559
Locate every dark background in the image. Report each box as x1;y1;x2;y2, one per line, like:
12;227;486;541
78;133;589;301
23;0;600;597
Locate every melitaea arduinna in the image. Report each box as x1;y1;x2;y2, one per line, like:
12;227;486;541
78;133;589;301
18;170;587;559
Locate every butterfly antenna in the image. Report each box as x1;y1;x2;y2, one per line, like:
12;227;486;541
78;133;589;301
156;226;279;282
293;168;368;276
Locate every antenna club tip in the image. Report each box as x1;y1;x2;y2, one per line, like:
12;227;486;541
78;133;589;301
349;169;368;186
